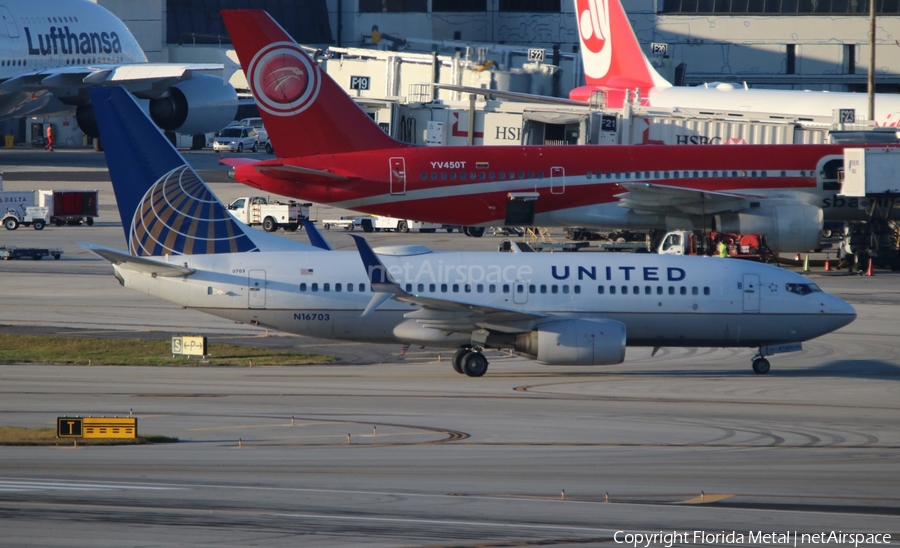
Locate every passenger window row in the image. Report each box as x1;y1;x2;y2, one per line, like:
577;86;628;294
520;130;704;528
598;285;711;296
585;170;808;180
419;170;812;182
422;171;541;181
299;283;369;293
297;282;585;295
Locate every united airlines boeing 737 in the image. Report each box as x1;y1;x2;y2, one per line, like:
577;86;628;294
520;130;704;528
0;0;237;138
83;86;856;377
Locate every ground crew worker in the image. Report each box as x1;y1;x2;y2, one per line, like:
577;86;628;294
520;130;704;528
44;124;53;152
717;239;728;258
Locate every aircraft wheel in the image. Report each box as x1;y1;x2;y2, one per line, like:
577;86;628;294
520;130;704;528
33;220;45;230
462;226;471;237
4;218;18;230
262;217;277;232
468;227;485;238
451;348;469;374
752;358;770;374
463;352;489;377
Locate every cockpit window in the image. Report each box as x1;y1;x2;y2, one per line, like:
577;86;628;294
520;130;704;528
785;283;821;295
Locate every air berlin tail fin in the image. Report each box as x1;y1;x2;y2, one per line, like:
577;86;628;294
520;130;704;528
570;0;671;102
222;10;405;157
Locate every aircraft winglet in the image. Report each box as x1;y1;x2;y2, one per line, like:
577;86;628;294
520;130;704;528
303;220;333;251
350;235;405;317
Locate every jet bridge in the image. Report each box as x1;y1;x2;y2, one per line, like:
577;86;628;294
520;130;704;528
839;148;900;270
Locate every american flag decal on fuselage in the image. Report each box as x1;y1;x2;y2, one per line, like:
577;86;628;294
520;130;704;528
129;165;259;256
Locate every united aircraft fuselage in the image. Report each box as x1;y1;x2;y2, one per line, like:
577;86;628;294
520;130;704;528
113;249;853;349
88;85;856;376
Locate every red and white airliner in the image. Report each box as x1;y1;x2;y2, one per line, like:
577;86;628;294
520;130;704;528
220;9;894;252
571;0;900;125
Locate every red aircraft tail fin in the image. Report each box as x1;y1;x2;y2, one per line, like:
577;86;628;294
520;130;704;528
570;0;671;102
222;10;404;157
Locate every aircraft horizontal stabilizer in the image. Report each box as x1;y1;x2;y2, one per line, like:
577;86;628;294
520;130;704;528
616;182;765;215
79;243;195;278
254;164;351;182
218;157;258;169
433;84;587;107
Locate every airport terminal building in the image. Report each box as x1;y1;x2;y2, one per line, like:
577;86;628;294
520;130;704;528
103;0;900;91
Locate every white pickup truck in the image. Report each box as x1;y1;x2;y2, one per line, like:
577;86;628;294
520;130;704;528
226;196;311;232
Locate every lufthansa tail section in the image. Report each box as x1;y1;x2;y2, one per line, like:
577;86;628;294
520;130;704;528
221;9;405;158
89;86;316;256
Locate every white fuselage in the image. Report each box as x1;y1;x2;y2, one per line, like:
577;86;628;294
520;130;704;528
0;0;144;117
648;84;900;127
113;249;855;350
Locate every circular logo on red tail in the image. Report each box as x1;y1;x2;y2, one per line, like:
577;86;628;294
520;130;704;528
247;42;320;117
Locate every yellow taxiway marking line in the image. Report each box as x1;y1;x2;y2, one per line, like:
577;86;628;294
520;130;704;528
677;494;734;504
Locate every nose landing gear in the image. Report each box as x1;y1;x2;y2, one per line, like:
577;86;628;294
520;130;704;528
751;355;771;374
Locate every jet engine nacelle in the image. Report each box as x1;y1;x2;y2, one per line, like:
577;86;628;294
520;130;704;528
393;320;473;347
149;73;238;135
78;75;238;139
714;204;822;252
514;318;626;366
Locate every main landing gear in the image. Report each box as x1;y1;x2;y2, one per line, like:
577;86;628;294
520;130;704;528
452;347;489;377
751;353;771;375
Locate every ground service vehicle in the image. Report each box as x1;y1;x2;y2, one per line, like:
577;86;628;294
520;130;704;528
38;190;99;226
0;246;62;260
658;230;777;262
369;216;443;233
213;126;259;153
2;206;49;230
321;216;444;233
235;117;269;151
226;196;310;232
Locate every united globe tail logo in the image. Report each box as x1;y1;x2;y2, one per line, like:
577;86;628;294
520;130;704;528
247;42;321;117
577;0;612;80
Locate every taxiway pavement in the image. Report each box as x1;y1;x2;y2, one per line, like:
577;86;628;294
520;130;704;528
1;148;898;546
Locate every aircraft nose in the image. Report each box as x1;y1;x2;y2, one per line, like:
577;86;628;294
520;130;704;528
828;295;857;327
